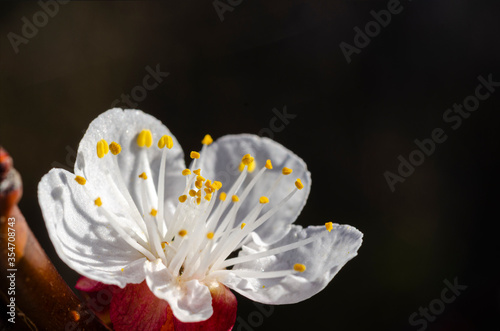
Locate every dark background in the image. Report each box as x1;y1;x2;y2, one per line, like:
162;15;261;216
1;1;499;330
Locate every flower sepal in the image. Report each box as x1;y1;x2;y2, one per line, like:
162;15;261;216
77;276;237;331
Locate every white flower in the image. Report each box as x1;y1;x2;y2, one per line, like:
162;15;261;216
38;108;363;323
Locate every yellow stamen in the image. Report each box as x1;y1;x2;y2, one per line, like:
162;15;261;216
178;195;187;203
94;197;102;207
196;175;206;182
178;229;187;237
207;232;214;239
75;176;86;185
121;268;124;272
158;135;174;149
232;195;239;202
247;159;256;173
182;169;191;176
138;172;148;180
189;189;196;197
195;180;203;189
219;192;227;201
241;223;246;229
201;134;213;146
325;222;333;232
293;264;306;272
96;139;109;158
161;241;169;249
265;159;273;169
190;151;200;159
241;154;254;165
150;208;158;216
213;181;222;190
205;193;212;201
239;154;255;171
137;129;153;148
193;169;201;175
109;142;122;155
282;167;293;175
295;178;304;190
259;196;269;204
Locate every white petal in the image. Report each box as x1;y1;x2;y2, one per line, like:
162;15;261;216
220;224;363;304
38;168;147;287
75;108;186;219
200;134;311;244
144;259;213;322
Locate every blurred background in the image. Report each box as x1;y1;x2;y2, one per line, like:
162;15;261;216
1;0;499;330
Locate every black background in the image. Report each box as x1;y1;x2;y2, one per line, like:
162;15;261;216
1;1;499;330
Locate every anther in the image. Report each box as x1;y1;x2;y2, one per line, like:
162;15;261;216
232;195;239;202
259;196;269;204
282;167;293;175
265;159;273;169
137;129;153;148
189;189;196;197
75;176;86;185
94;197;102;207
109;142;122;155
179;195;188;203
205;193;212;201
193;169;201;175
247;159;256;173
241;154;254;165
182;169;191;176
158;135;173;149
190;151;201;159
219;192;227;201
325;222;333;232
201;134;213;146
295;178;304;190
207;232;214;239
150;208;158;216
178;229;188;237
241;223;246;229
293;263;306;272
138;172;148;180
96;139;109;158
213;181;222;190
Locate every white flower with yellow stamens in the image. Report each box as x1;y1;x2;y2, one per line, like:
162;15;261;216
38;108;363;325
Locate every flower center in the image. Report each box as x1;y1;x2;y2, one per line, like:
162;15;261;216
75;130;331;283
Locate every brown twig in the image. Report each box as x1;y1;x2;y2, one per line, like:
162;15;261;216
0;146;110;330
